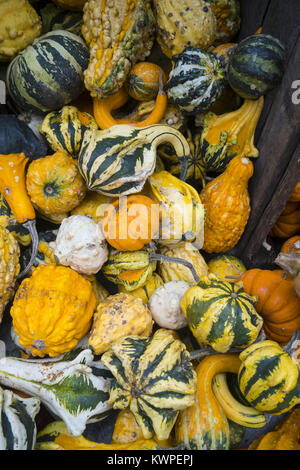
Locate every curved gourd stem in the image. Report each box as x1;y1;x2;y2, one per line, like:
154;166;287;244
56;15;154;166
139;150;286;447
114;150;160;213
18;219;39;278
149;253;200;283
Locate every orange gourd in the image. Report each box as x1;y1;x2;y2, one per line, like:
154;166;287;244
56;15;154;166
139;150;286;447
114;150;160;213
201;156;253;253
281;235;300;254
240;269;300;344
93;73;167;130
0;153;38;277
289;181;300;202
127;62;167;101
213;43;236;62
270;201;300;238
102;195;159;251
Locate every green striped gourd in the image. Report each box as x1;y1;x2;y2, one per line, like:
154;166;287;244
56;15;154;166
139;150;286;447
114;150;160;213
40;106;98;157
40;2;83;36
78;124;190;196
238;333;300;415
0;348;112;436
165;47;227;115
228;34;286;99
6;30;89;113
0;386;40;450
101;329;197;441
181;274;263;353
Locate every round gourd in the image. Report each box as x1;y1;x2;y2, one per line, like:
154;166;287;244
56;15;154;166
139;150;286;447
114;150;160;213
181;274;263;353
6;30;90;113
40;3;83;35
88;292;154;355
101;329;197;441
118;273;164;304
127;62;167;102
10;264;96;357
165;47;227;115
26;151;86;222
208;255;246;281
71;190;112;224
102;195;159;251
281;236;300;254
228;34;286;100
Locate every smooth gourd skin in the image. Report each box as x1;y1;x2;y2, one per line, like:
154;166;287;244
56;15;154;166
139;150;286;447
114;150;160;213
175;353;241;450
101;329;197;441
280;236;300;254
82;0;156;99
181;274;263;353
240;269;300;344
88;292;153;355
10;264;96;357
208;255;246;282
26;151;86;221
201;156;253;253
238;340;300;415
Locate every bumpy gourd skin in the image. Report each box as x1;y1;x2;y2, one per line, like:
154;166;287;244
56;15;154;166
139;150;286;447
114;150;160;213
10;264;96;357
0;226;20;324
82;0;155;98
201;156;253;253
0;0;42;62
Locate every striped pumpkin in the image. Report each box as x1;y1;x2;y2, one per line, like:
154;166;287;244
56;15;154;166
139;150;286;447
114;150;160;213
101;329;197;441
40;106;98;157
78;124;190;196
238;340;300;414
181;274;263;353
228;34;286;100
0;387;40;450
165;47;227;115
6;30;89;113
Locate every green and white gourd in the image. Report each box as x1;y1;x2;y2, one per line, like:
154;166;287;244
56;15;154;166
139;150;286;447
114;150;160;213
6;30;89;113
165;47;227;115
40;3;83;36
0;346;112;437
78;124;190;196
0;386;40;450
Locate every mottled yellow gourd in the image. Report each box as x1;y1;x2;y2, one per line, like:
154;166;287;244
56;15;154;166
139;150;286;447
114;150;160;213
118;273;164;304
201;156;253;253
0;226;20;323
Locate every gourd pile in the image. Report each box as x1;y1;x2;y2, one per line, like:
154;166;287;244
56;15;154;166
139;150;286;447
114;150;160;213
0;0;298;452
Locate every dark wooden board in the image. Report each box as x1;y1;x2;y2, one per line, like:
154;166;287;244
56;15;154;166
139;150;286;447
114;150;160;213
231;0;300;266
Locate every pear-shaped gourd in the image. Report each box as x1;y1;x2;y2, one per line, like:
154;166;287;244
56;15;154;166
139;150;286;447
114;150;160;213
78;125;190;196
199;97;264;173
201;156;253;253
0;346;112;437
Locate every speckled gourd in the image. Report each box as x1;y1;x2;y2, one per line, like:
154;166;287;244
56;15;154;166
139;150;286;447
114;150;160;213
0;226;20;324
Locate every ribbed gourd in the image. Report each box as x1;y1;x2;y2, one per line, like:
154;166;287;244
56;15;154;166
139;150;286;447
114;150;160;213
10;264;96;357
0;386;40;450
6;30;90;113
101;329;197;441
78;125;190;196
199;97;264;173
40;106;98;158
238;337;300;415
180;274;263;352
153;0;217;59
82;0;156;99
0;226;20;324
165;47;227;115
148;171;205;247
88;292;153;355
118;273;164;304
201;156;253;254
0;0;42;62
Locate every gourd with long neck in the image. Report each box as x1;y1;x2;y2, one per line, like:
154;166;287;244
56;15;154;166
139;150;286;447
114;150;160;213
201;155;253;253
0;153;38;277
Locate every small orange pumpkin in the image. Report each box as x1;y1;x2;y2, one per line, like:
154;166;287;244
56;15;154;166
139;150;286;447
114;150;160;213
240;268;300;344
127;62;167;102
289;182;300;202
102;195;159;251
270;201;300;239
281;235;300;254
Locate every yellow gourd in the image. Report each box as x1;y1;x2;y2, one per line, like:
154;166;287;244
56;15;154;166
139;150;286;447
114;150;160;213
201;156;253;253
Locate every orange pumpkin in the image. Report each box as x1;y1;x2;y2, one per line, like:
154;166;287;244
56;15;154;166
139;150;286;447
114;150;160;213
289;182;300;202
281;236;300;254
270;201;300;238
102;195;159;251
240;269;300;344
